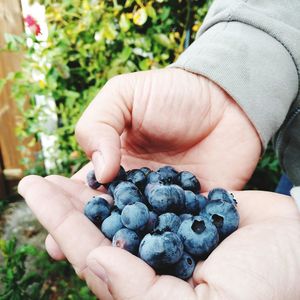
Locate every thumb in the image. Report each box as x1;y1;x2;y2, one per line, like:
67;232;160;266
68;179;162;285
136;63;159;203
75;74;133;183
86;246;197;300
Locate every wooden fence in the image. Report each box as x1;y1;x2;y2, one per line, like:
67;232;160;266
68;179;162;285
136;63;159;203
0;0;38;199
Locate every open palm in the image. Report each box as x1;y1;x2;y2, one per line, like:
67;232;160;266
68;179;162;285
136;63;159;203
19;175;300;300
75;68;261;191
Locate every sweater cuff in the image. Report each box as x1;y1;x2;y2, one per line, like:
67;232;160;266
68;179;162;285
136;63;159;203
169;21;298;148
291;187;300;212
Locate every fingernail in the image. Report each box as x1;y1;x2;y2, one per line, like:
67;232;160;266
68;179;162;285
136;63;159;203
92;151;104;181
88;259;108;283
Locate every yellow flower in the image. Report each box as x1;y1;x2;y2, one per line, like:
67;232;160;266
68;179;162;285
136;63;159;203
192;22;201;32
133;8;147;26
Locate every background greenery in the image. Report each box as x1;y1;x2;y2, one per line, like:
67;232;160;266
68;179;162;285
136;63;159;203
0;0;281;299
2;0;213;177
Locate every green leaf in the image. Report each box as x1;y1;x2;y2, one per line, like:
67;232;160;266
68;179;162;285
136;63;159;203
138;58;151;70
119;13;131;32
119;46;132;62
146;4;157;19
153;33;172;48
103;22;117;40
124;0;134;8
0;78;7;92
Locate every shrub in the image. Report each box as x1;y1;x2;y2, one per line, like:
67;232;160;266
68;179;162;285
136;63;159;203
1;0;212;176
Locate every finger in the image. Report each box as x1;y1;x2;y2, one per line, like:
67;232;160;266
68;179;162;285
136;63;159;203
43;175;113;262
82;268;113;300
87;246;197;300
75;74;134;183
45;175;113;206
45;234;65;260
71;161;93;182
18;175;110;275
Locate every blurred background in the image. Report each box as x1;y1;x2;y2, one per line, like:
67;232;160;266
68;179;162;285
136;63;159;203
0;0;282;299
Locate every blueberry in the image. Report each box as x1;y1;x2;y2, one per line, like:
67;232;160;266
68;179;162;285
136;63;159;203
196;194;208;210
176;171;200;193
115;165;127;181
112;228;140;255
147;184;185;214
155;213;181;233
106;180;122;196
101;212;124;240
179;213;193;222
156;166;178;184
143;211;158;233
203;199;239;240
139;232;184;269
84;196;110;227
144;183;160;199
184;190;200;214
177;215;219;258
121;202;149;230
86;170;101;189
113;181;143;210
127;169;147;191
140;167;152;176
208;188;237;206
110;205;122;215
169;252;195;280
146;171;162;185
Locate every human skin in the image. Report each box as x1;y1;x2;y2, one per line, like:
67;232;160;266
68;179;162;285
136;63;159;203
18;175;300;300
44;67;262;269
19;68;277;299
74;68;261;190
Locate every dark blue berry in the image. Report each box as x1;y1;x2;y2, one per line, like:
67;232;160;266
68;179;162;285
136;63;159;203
126;169;147;191
84;196;110;227
203;199;239;240
115;165;127;181
169;252;195;280
113;181;143;210
144;183;160;199
197;194;208;210
143;211;158;233
101;212;123;240
112;228;140;255
121;202;149;230
208;188;237;206
177;215;219;258
176;171;200;193
184;190;200;214
106;180;122;196
139;232;183;268
179;213;193;222
147;184;185;214
146;171;162;185
155;213;181;233
156;166;178;184
140;167;152;176
86;170;101;189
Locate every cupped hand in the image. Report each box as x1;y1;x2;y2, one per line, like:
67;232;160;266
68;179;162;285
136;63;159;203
75;68;261;191
18;175;300;300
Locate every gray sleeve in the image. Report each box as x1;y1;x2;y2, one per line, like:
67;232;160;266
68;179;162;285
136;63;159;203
291;187;300;212
169;0;300;149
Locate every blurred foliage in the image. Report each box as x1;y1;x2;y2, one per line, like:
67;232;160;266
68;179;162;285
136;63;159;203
0;0;280;188
1;0;212;176
0;237;96;299
246;145;281;191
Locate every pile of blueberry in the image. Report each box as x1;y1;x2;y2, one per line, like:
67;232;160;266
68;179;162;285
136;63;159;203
84;166;239;280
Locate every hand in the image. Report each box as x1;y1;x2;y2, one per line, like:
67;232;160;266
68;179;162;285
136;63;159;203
19;175;300;300
75;68;261;191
